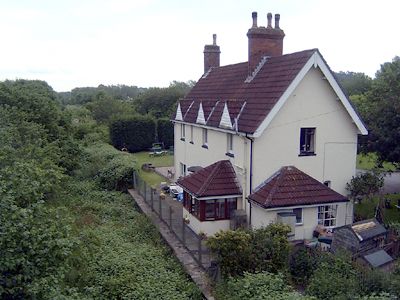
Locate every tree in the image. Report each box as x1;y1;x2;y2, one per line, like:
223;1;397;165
365;57;400;167
335;71;372;96
346;170;384;203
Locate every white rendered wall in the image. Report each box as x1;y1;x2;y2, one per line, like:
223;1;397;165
182;207;231;236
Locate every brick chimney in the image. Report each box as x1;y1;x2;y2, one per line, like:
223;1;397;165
203;34;221;73
247;12;285;74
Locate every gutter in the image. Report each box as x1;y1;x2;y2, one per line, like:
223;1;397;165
245;134;254;228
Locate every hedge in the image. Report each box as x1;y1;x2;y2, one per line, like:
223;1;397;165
157;118;174;148
110;116;156;152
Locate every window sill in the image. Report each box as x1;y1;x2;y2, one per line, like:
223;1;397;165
189;141;194;144
298;152;316;157
225;152;234;158
202;144;208;149
295;223;303;226
180;138;185;141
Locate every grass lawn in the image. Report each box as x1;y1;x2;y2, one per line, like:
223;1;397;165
131;151;174;188
354;193;400;224
357;152;396;171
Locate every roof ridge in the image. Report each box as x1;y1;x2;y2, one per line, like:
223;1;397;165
197;160;223;196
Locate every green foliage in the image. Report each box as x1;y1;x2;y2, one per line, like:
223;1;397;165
78;143;136;190
0;199;76;298
346;169;384;201
335;71;373;96
215;271;313;300
133;81;193;118
206;223;291;277
85;92;135;124
306;253;360;299
157;118;174;148
289;247;318;285
364;57;400;166
109;116;156;152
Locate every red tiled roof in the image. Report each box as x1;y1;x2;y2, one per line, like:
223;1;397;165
177;160;242;198
177;49;317;133
248;166;348;208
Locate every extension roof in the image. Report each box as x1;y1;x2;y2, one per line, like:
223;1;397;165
174;49;367;137
177;160;242;199
248;166;348;209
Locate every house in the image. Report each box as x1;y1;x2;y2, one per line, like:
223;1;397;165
173;12;368;239
331;218;395;271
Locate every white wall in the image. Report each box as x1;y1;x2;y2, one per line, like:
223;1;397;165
182;207;231;236
252;66;358;196
251;201;351;240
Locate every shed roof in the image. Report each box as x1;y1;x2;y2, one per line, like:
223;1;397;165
177;160;242;199
363;249;393;268
248;166;348;209
351;219;387;241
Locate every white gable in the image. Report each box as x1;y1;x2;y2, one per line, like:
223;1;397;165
252;51;368;138
196;103;206;125
219;102;233;129
175;103;183;121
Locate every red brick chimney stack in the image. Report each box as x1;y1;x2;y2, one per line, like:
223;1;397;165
247;12;285;75
203;34;221;73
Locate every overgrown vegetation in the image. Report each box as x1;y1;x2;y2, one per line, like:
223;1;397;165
0;79;200;299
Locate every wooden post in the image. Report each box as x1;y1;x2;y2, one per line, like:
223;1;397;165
132;171;136;189
169;206;173;227
159;193;162;217
198;236;202;265
143;181;147;201
182;220;186;245
150;188;154;211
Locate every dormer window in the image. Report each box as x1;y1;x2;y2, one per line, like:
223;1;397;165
202;128;208;148
180;124;186;141
299;127;315;156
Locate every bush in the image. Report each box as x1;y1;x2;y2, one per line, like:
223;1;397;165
215;271;313;300
206;223;291;277
289;247;318;285
110;116;155;152
157;118;174;148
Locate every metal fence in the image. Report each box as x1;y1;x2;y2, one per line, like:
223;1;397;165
133;172;213;272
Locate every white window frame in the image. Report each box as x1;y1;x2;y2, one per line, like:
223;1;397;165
180;124;186;140
293;208;303;225
300;127;316;155
190;125;194;143
180;162;186;176
227;133;233;154
202;128;208;147
318;205;337;228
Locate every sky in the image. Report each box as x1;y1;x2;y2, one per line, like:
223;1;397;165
0;0;399;92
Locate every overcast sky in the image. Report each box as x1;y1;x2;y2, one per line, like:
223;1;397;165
0;0;398;92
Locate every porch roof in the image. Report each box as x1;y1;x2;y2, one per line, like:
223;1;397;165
248;166;348;209
177;160;242;199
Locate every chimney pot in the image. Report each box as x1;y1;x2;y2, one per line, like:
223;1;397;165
267;13;272;28
252;11;257;27
274;14;280;29
213;34;217;45
203;34;221;73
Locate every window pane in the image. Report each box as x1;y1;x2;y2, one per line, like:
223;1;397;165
205;200;215;220
216;199;225;219
293;208;302;224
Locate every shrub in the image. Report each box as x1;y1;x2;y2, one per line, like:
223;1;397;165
215;271;313;300
109;116;156;152
289;246;318;285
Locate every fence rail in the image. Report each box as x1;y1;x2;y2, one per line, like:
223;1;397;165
133;172;213;271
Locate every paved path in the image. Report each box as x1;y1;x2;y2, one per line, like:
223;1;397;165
128;189;214;300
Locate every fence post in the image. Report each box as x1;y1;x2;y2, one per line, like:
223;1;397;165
132;171;136;190
182;220;186;245
169;206;173;228
143;181;147;201
159;193;162;218
198;236;202;265
150;188;154;211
